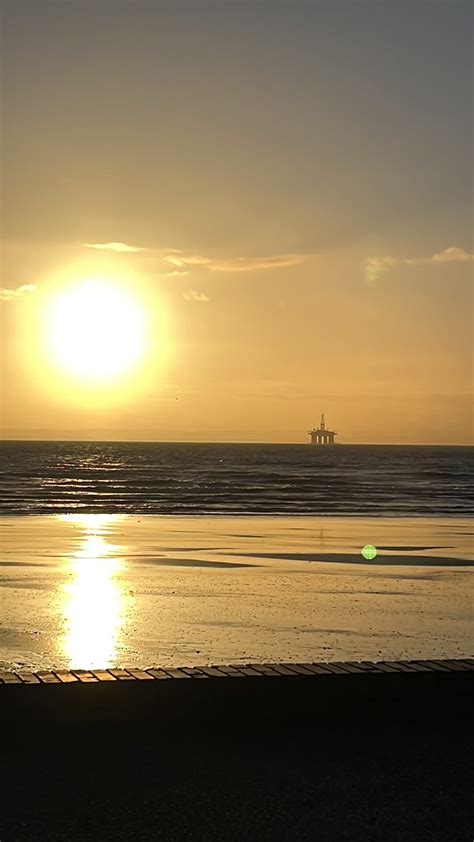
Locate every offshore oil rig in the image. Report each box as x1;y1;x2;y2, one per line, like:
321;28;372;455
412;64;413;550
308;413;337;445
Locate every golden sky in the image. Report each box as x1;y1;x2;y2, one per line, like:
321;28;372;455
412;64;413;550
1;1;472;444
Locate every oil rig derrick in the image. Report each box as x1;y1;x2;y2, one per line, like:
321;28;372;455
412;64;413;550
308;413;337;445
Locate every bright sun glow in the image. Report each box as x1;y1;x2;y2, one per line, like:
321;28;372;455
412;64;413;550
47;279;145;382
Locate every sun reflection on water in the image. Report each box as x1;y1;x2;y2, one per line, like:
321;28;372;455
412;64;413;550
59;514;128;669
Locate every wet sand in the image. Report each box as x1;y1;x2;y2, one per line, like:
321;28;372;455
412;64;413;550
0;514;472;670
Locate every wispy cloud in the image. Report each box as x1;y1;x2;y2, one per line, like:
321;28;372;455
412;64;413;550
365;246;473;284
183;289;210;302
0;283;36;301
167;254;211;268
84;241;309;274
85;241;144;253
166;252;306;272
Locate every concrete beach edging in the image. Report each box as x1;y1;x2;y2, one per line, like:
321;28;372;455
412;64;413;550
2;657;473;686
1;659;473;736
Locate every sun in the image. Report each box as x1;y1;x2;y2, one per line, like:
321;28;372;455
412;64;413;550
46;279;145;383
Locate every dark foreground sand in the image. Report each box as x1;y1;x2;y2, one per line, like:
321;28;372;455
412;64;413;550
3;721;473;842
2;667;473;842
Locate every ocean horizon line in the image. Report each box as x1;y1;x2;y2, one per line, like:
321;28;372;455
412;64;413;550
1;438;473;448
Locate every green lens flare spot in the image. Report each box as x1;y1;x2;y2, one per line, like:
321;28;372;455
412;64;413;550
362;544;377;561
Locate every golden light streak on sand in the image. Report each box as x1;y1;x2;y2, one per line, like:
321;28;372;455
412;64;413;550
60;514;128;669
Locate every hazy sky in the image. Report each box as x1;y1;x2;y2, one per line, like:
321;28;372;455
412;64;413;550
1;0;472;443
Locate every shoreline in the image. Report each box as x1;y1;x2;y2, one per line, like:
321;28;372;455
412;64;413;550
2;506;473;519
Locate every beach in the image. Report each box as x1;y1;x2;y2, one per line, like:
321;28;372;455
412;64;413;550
1;514;472;671
3;0;473;834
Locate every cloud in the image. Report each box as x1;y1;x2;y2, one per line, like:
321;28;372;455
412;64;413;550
84;241;144;253
365;246;473;284
183;289;210;302
83;240;309;273
0;283;36;301
166;252;306;272
210;254;306;272
431;246;473;264
166;254;210;268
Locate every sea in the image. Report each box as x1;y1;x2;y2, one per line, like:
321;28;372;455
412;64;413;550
0;441;472;517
